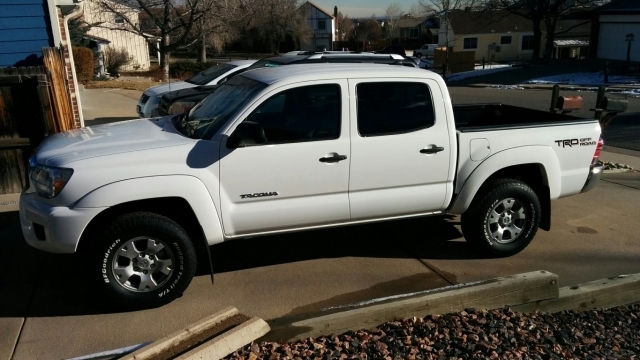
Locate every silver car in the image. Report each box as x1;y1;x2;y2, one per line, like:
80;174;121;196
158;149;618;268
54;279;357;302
137;59;257;118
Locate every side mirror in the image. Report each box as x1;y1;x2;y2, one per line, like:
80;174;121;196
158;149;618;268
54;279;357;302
227;121;267;148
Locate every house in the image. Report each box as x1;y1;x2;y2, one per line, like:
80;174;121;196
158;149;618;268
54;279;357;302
83;0;150;71
590;0;640;62
0;0;85;127
438;10;543;62
299;1;335;51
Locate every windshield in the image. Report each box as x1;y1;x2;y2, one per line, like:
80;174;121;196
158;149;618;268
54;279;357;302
186;63;236;85
246;59;285;70
173;76;266;139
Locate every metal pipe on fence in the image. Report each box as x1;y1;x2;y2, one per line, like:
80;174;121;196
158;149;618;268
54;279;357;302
549;84;560;113
595;86;606;120
482;57;485;70
604;61;609;84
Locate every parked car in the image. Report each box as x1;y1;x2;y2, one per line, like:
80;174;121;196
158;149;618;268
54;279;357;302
136;59;256;118
414;44;438;58
154;52;420;116
374;45;407;56
21;64;603;307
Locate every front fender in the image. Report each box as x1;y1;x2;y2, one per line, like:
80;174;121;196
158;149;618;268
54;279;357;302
74;175;224;246
449;146;561;214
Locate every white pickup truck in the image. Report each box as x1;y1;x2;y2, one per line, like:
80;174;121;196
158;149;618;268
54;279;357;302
20;64;603;306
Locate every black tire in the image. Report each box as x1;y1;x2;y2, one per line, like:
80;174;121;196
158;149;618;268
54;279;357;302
461;179;541;257
92;212;197;307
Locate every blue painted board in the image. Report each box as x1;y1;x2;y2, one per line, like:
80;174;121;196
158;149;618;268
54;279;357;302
0;0;44;4
0;4;45;17
0;39;50;54
0;28;48;41
0;52;41;67
0;17;48;29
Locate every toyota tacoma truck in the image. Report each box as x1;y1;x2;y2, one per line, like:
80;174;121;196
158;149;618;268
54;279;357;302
20;64;604;306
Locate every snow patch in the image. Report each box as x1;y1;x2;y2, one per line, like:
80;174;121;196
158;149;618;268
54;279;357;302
487;85;525;90
446;66;515;82
526;72;640;86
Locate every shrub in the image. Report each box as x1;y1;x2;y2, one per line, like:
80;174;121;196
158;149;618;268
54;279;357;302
72;46;94;83
169;61;214;79
103;46;132;75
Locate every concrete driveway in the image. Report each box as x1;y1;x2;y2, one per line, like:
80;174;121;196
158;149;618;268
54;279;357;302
1;86;639;360
80;87;141;125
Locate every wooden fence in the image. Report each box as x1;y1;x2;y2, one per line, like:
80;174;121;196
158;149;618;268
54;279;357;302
0;47;75;195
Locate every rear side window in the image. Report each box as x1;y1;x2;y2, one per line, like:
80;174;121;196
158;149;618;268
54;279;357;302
356;82;435;137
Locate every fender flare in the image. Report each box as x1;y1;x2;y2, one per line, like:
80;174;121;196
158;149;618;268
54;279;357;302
449;146;561;214
74;175;224;246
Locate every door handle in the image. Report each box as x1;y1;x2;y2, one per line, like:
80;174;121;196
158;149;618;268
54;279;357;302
420;146;445;154
319;154;347;163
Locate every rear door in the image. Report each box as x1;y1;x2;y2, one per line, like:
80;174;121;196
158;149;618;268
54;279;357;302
347;79;452;220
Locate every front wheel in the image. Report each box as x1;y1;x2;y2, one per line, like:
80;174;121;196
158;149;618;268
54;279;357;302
461;179;541;257
92;212;197;307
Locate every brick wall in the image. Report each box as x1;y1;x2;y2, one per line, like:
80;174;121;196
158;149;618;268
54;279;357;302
57;7;82;128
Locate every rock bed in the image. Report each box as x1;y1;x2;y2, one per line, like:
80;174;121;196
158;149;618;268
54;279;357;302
227;304;639;360
602;161;635;171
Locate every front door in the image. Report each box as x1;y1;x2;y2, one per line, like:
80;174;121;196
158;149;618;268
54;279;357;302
219;80;351;235
348;79;452;220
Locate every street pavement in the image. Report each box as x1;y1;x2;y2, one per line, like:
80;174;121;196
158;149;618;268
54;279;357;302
0;85;639;360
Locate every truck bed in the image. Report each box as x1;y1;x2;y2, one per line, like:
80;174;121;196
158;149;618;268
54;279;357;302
453;103;596;131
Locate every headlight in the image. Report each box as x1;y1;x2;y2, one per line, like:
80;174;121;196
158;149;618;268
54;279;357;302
169;101;195;115
29;164;74;198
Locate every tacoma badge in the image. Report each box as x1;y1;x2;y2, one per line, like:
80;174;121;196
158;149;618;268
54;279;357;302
240;192;279;199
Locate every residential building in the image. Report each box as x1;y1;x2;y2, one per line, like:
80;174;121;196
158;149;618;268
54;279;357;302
0;0;84;127
83;0;150;71
299;1;335;51
591;0;640;62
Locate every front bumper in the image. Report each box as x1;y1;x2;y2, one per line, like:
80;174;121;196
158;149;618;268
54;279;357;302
581;163;603;193
20;193;106;253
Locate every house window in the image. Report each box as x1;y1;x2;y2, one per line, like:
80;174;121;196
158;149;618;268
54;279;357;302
114;15;124;24
500;35;512;45
409;28;419;38
521;35;535;51
317;20;326;30
463;37;478;49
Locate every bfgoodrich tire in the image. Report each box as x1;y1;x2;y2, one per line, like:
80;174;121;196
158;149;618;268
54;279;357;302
461;179;541;257
92;212;197;307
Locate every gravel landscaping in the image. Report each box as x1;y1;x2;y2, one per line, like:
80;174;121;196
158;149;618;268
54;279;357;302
227;304;639;359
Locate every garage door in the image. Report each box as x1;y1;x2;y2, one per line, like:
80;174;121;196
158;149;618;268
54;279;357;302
598;23;640;62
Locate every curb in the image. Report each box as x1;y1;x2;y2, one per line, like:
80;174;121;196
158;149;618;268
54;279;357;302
120;306;269;360
262;271;558;343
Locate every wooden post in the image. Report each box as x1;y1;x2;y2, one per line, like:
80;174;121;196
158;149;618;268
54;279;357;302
595;86;606;120
442;63;447;80
550;84;560;113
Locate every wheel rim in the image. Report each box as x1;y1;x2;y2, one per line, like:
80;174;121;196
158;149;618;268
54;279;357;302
111;236;175;292
486;198;527;244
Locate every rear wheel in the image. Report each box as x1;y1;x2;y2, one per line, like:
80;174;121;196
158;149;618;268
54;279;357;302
92;212;197;307
461;179;541;257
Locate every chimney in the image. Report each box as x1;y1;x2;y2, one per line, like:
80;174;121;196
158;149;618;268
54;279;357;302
334;6;338;44
334;6;338;18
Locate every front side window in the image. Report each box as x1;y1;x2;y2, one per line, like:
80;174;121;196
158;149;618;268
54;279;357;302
114;15;124;24
242;84;341;144
463;37;478;49
521;35;535;51
356;82;434;137
409;28;419;38
318;20;326;30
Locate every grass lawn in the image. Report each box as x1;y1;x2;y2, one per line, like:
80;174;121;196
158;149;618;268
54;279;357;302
84;80;159;92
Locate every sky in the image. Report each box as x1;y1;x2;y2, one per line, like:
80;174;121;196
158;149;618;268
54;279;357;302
309;0;406;18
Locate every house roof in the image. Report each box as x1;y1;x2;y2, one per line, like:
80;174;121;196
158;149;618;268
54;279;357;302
594;0;640;14
446;10;533;35
300;1;334;19
84;34;111;43
395;17;425;29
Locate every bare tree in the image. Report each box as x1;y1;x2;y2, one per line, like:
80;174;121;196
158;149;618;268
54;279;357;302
87;0;247;80
354;15;382;51
418;0;476;72
481;0;594;61
385;3;403;45
253;0;311;54
336;12;354;42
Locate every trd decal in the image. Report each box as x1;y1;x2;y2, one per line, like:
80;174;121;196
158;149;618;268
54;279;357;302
240;192;279;199
555;138;597;148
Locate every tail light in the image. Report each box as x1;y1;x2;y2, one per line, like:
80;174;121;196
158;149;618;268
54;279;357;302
592;137;603;165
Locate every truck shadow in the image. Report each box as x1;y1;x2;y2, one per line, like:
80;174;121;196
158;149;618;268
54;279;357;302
0;214;476;318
